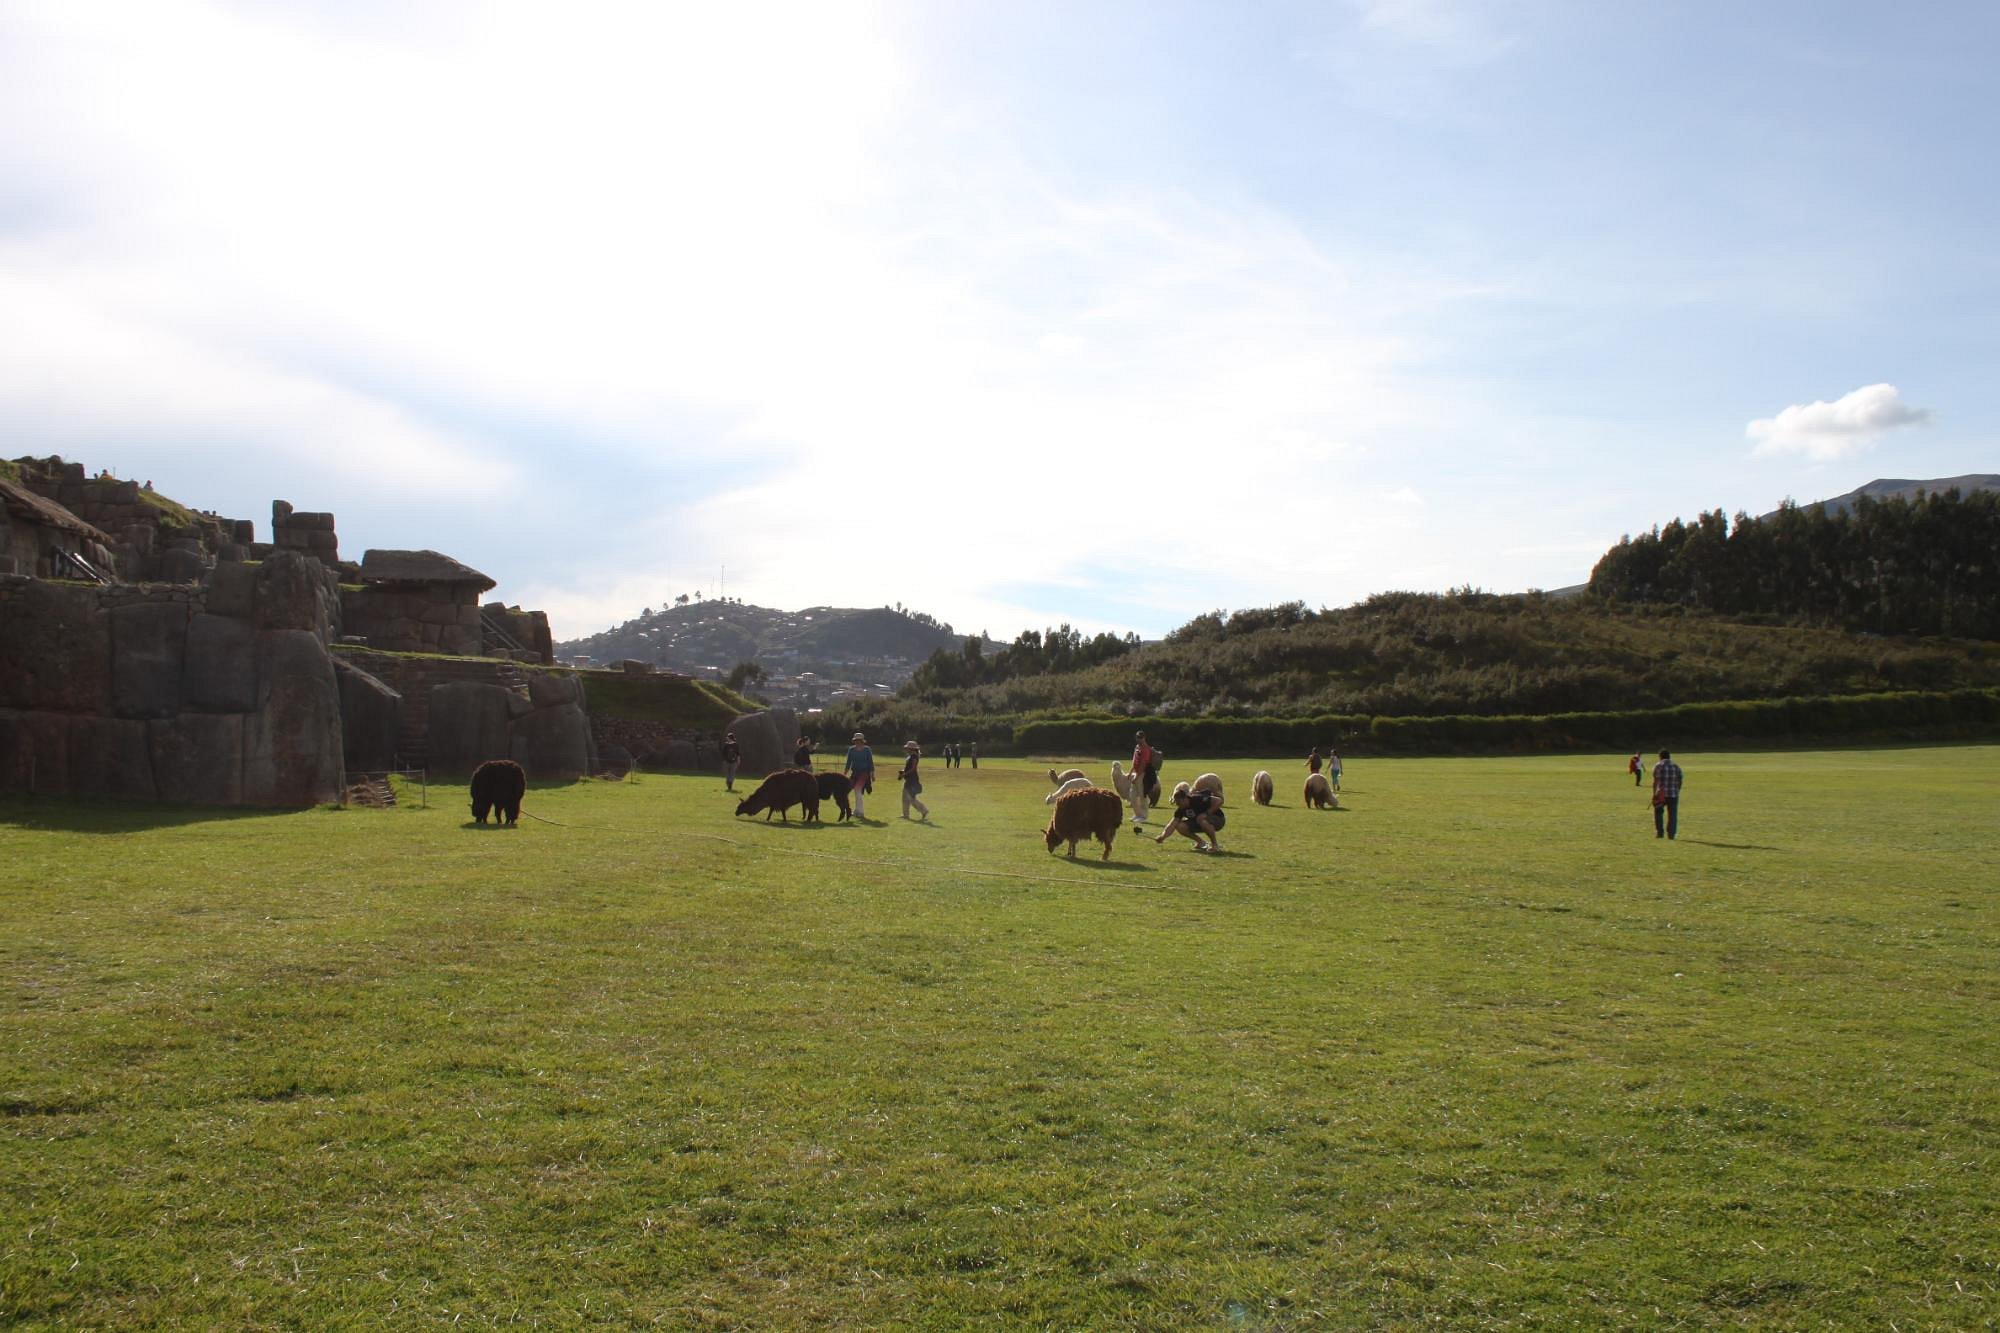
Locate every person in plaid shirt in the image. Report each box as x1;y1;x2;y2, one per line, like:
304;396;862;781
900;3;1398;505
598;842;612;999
1651;749;1684;839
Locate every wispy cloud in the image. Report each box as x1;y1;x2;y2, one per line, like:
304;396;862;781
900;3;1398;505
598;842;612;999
1746;383;1931;463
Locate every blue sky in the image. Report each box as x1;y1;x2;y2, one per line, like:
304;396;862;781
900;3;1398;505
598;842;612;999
2;0;1993;641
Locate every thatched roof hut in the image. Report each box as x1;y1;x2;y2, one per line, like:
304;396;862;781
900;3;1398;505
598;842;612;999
358;549;496;592
0;476;114;546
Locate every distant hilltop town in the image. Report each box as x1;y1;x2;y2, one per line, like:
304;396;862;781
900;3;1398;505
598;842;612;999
556;601;1001;709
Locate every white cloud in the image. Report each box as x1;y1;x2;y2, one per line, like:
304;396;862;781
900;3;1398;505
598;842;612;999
1746;383;1931;462
0;0;1529;640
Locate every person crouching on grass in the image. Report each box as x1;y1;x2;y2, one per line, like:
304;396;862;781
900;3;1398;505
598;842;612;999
897;740;929;821
1154;782;1224;852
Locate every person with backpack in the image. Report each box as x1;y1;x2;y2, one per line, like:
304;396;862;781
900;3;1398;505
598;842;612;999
721;731;741;792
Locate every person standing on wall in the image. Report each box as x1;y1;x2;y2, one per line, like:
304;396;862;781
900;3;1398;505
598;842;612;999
721;731;741;792
1651;749;1684;840
844;731;875;820
898;740;930;821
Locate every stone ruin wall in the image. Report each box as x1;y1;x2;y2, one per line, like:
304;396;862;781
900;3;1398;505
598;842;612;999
340;583;484;657
0;552;346;806
10;457;252;583
482;602;555;664
269;500;339;563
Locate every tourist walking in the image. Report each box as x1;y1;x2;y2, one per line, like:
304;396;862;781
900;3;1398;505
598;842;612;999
1328;750;1343;791
1306;746;1322;775
721;730;741;792
898;741;929;821
844;732;875;819
1651;749;1684;839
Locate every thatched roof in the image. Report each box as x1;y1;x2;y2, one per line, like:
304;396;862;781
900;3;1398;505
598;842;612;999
359;548;496;591
0;477;113;545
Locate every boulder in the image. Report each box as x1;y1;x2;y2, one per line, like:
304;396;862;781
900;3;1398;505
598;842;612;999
333;656;402;772
726;710;786;774
597;744;634;776
110;600;189;720
650;738;701;771
525;670;583;710
0;580;111;714
67;715;158;802
428;681;515;774
182;613;260;713
156;546;210;584
149;713;244;805
242;629;342;805
510;701;593;778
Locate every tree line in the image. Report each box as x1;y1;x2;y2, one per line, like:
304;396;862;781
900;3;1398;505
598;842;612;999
1587;488;2000;639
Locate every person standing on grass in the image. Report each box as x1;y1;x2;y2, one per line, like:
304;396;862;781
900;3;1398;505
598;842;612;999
721;730;741;792
1628;752;1643;786
1306;746;1322;775
844;731;875;819
970;741;978;769
1328;750;1343;791
794;735;813;769
1651;749;1684;840
898;741;930;821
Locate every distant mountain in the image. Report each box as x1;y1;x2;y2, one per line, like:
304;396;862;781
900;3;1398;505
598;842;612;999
1763;474;2000;521
554;601;996;701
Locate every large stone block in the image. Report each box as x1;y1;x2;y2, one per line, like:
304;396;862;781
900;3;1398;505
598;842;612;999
242;629;342;806
427;681;515;774
110;600;190;720
334;657;402;771
156;546;209;584
149;713;244;805
0;709;71;795
205;560;256;618
0;580;111;713
525;670;583;710
254;550;329;635
727;710;786;775
509;702;593;779
68;715;158;801
183;613;259;713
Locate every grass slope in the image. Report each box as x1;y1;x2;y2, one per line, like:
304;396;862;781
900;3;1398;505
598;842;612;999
3;751;1995;1326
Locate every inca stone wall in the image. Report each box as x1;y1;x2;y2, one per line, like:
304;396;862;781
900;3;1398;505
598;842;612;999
0;551;346;806
341;584;483;657
270;500;340;563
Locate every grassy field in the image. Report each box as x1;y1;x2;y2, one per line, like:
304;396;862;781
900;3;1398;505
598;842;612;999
3;749;1995;1327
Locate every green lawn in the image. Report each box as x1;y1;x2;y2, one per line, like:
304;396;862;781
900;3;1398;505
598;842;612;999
3;749;1995;1327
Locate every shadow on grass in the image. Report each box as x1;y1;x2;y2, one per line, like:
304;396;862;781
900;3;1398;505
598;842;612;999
0;798;286;834
1045;856;1154;872
1679;838;1783;851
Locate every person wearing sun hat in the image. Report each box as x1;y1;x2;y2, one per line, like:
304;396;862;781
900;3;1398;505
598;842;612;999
843;732;875;819
897;740;929;822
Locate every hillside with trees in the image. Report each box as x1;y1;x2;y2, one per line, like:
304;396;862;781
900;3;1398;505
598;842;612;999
875;592;1998;726
1588;486;1999;638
